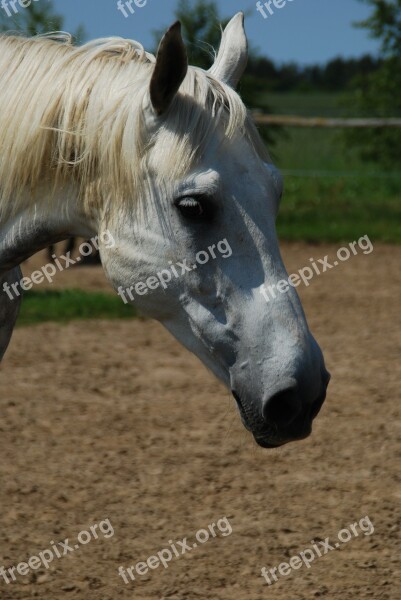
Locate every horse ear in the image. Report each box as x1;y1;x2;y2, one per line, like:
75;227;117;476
208;12;248;88
150;21;188;116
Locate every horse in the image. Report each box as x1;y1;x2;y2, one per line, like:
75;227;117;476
47;238;76;264
46;238;101;265
0;14;330;448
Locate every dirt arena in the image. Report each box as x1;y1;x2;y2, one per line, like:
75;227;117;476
0;242;399;600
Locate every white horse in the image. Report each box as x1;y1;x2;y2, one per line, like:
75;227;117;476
0;14;330;448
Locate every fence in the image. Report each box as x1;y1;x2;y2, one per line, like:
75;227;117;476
252;114;401;128
251;113;401;179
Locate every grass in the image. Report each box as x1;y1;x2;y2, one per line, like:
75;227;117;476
257;92;401;243
263;91;351;117
17;289;137;326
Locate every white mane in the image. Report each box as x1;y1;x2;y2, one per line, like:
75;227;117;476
0;32;267;221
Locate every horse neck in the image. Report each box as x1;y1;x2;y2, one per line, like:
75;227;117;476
0;35;150;270
0;185;97;272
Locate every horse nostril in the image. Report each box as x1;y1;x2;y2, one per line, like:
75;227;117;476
262;387;301;427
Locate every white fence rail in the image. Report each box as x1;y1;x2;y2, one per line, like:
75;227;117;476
252;114;401;128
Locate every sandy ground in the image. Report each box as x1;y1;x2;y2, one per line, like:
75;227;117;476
0;242;400;600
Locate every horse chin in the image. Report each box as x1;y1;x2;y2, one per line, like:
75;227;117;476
253;419;313;448
253;431;310;449
253;437;285;449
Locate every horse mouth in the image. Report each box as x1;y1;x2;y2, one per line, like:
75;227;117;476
233;391;286;446
253;427;312;448
253;437;285;449
232;391;254;432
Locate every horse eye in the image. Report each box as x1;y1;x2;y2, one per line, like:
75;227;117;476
175;197;209;221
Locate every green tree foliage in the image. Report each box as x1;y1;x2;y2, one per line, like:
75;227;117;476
345;0;401;167
358;0;401;56
246;54;381;92
174;0;223;69
0;0;84;41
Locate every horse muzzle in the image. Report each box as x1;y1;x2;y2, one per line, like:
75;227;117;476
232;370;330;448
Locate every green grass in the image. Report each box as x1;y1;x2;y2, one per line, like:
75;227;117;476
17;289;137;326
264;91;351;117
277;175;401;242
257;92;401;242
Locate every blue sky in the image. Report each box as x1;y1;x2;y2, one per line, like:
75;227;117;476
50;0;380;65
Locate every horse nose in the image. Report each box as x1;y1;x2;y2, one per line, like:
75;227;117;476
262;374;330;438
262;385;302;427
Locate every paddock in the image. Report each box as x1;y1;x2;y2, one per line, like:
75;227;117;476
0;241;399;599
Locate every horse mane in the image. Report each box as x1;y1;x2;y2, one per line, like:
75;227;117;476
0;32;269;220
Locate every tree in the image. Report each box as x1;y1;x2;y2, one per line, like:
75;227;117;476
357;0;401;57
0;0;85;41
345;1;401;167
172;0;222;69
